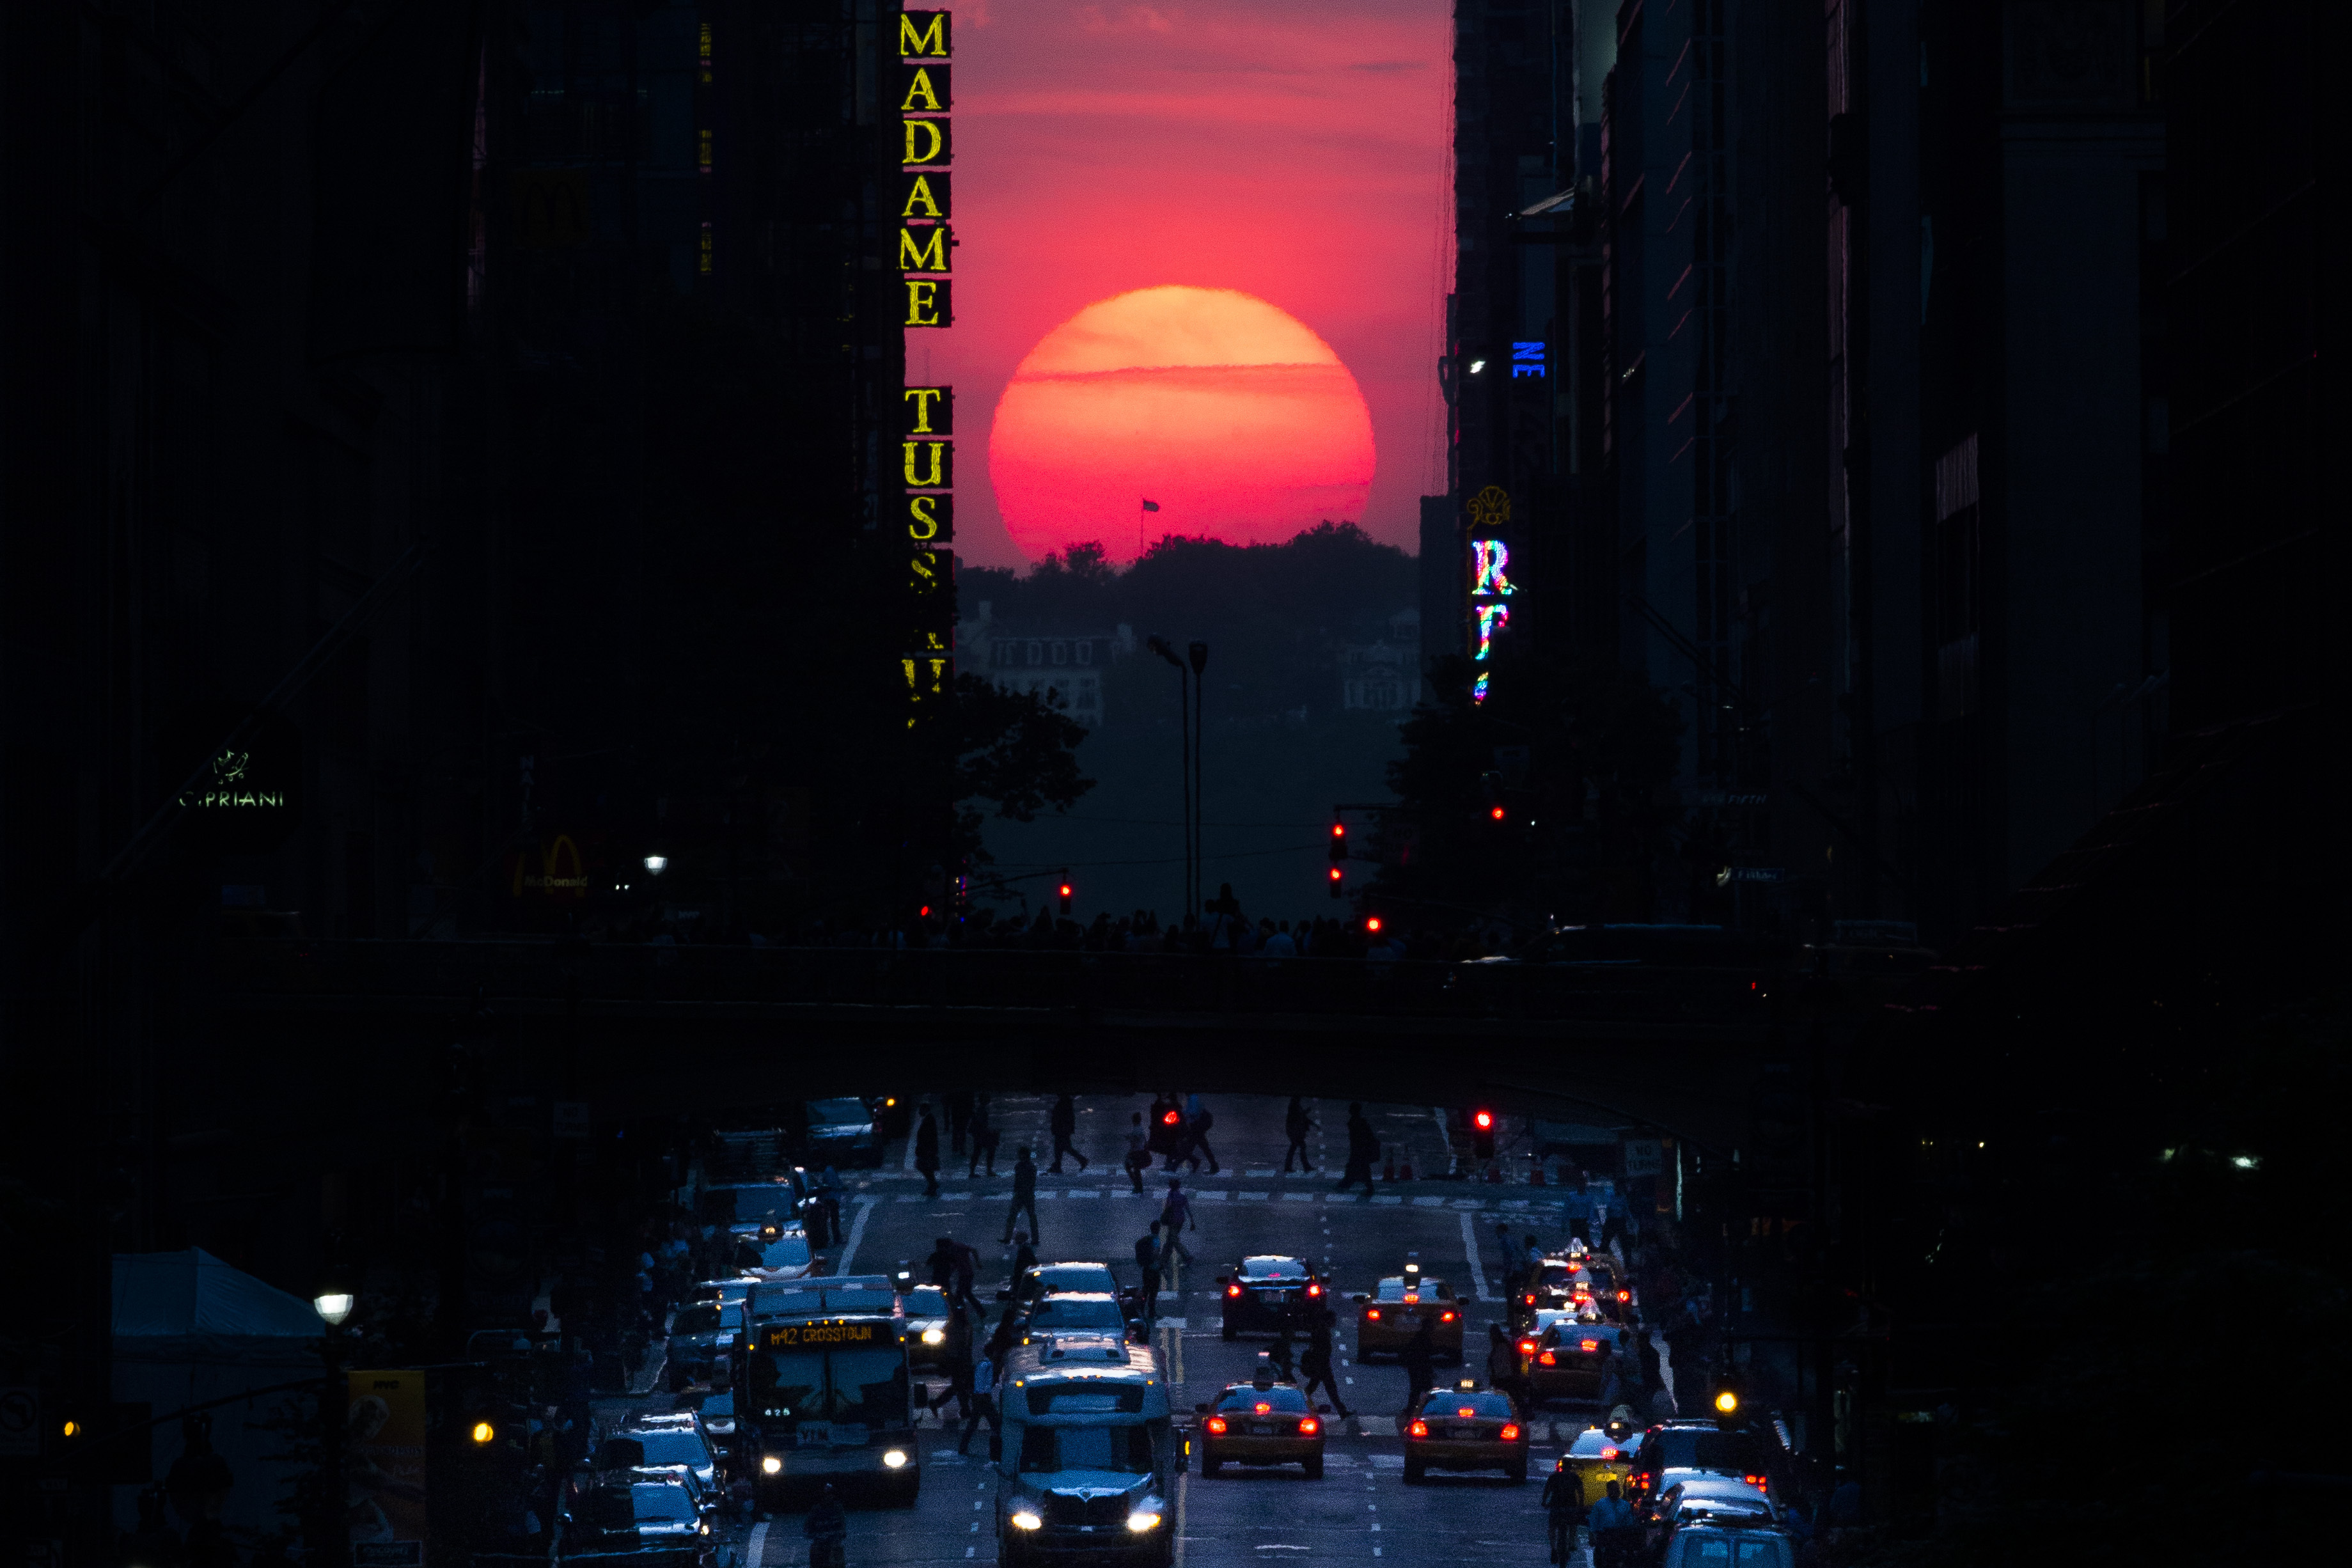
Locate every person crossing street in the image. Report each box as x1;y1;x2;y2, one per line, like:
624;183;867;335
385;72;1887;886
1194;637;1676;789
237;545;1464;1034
1134;1223;1163;1327
1047;1093;1090;1174
914;1104;941;1198
1000;1147;1040;1244
1124;1112;1152;1193
1282;1096;1317;1173
1299;1308;1351;1420
1158;1179;1195;1269
1335;1102;1379;1194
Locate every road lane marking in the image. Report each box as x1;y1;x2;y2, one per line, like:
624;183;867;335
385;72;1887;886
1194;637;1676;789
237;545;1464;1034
1239;1192;1269;1201
1412;1196;1446;1207
746;1522;767;1568
1459;1210;1490;1301
836;1197;876;1275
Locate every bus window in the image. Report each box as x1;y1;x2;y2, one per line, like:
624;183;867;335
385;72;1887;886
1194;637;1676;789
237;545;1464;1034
748;1350;824;1420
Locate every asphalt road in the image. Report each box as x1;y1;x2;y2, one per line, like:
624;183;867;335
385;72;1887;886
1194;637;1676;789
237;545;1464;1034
698;1092;1643;1568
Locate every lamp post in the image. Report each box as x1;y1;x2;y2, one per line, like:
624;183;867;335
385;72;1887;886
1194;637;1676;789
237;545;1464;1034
314;1277;354;1568
1147;637;1192;918
1187;641;1207;918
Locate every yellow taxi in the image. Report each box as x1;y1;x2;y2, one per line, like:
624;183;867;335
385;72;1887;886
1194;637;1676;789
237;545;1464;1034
1352;1276;1464;1363
1523;1320;1628;1403
1193;1378;1328;1479
1402;1381;1528;1484
1554;1423;1636;1504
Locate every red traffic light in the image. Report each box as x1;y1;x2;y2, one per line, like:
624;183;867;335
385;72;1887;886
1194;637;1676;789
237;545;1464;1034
1328;866;1343;883
1489;804;1507;820
1365;916;1383;933
1057;883;1072;898
1472;1109;1494;1131
1330;822;1346;840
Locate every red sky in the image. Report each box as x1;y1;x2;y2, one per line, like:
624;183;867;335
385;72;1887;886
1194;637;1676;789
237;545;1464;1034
916;1;1453;570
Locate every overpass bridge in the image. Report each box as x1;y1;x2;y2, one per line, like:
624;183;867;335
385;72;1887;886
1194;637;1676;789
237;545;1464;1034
211;939;1849;1149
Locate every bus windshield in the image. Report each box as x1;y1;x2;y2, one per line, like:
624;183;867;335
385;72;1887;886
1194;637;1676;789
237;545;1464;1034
748;1345;907;1425
1017;1422;1154;1476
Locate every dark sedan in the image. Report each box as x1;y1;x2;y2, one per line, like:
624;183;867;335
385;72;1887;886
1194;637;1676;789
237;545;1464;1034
801;1097;882;1168
1217;1256;1326;1339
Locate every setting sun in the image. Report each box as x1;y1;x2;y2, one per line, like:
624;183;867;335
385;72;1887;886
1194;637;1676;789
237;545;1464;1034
987;286;1377;565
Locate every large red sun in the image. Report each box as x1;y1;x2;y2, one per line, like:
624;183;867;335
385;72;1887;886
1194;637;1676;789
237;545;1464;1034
989;286;1376;565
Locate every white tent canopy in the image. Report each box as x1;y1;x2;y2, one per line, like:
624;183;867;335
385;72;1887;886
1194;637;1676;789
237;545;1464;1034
114;1248;327;1360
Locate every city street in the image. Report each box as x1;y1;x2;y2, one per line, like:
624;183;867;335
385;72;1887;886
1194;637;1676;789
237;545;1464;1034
628;1092;1649;1568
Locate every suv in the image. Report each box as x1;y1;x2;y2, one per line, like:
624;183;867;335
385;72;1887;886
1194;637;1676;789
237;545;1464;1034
1627;1421;1784;1512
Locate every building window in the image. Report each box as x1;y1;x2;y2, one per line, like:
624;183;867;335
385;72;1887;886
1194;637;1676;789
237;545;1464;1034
1027;641;1042;666
1076;640;1092;664
1052;641;1067;665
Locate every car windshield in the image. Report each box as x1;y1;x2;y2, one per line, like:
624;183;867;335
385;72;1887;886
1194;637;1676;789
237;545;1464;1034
672;1305;725;1335
907;1285;948;1316
1375;1279;1443;1301
1544;1327;1615;1353
808;1099;870;1125
1568;1429;1626;1458
1029;1295;1125;1330
702;1393;733;1418
1216;1386;1308;1413
1423;1392;1514;1418
1017;1422;1154;1475
1241;1258;1306;1279
629;1483;696;1523
1650;1429;1769;1472
1539;1265;1578;1287
633;1430;710;1468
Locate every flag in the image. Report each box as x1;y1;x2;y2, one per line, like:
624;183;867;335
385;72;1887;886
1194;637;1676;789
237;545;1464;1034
1141;499;1160;512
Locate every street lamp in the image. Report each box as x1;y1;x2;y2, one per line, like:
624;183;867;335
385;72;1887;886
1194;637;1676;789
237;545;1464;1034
315;1262;356;1568
643;854;668;875
1147;637;1194;918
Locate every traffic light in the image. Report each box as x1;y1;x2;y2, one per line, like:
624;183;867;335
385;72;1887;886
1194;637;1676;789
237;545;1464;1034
1470;1108;1496;1162
1057;870;1072;916
1328;865;1345;898
1482;771;1507;822
1711;1375;1743;1424
1328;818;1347;898
1364;915;1383;935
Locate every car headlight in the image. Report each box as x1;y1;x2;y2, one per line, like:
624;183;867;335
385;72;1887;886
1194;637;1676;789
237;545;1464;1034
1010;1510;1043;1531
1125;1512;1162;1533
921;1327;946;1345
882;1449;909;1469
761;1455;783;1475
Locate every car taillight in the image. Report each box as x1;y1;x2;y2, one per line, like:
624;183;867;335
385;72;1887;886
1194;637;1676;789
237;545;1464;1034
1618;1290;1631;1302
1298;1418;1319;1436
1204;1416;1227;1434
1365;1308;1381;1321
1500;1424;1521;1442
1517;1340;1537;1356
1580;1338;1599;1352
1440;1311;1456;1322
1227;1284;1242;1298
1307;1282;1321;1296
1253;1403;1272;1415
1744;1473;1768;1490
1538;1352;1557;1366
1524;1294;1536;1305
1407;1420;1428;1438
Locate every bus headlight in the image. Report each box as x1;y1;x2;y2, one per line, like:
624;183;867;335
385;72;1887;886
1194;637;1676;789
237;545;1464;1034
761;1456;783;1475
1010;1511;1043;1531
882;1449;909;1469
1125;1512;1162;1533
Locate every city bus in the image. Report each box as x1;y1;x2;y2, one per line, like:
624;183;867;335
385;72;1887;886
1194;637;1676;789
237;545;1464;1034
994;1332;1175;1566
741;1276;919;1506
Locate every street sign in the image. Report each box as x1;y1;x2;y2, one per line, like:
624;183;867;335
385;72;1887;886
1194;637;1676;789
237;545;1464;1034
0;1386;36;1455
1622;1138;1661;1179
1716;866;1787;884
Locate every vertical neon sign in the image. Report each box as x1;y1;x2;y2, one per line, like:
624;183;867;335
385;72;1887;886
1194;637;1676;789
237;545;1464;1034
1465;485;1513;703
902;13;955;725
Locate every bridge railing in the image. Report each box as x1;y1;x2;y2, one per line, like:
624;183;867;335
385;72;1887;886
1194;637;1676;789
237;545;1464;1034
214;939;1781;1029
